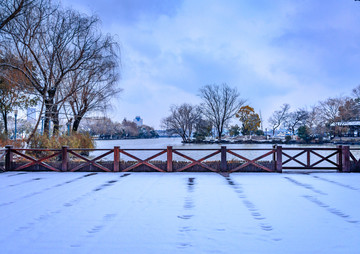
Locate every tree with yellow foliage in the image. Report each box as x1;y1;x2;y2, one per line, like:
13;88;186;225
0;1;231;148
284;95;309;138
0;56;38;135
235;105;261;138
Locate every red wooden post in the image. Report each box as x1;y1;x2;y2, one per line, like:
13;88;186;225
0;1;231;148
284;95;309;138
276;146;282;173
272;145;277;162
342;146;350;172
220;146;227;172
307;149;311;168
114;146;120;172
337;145;343;172
5;145;13;171
167;146;173;172
61;146;69;172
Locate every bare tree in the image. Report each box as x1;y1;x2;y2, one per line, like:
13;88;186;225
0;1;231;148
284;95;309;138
317;97;346;127
81;117;119;138
350;85;360;119
352;85;360;101
305;106;325;138
285;108;308;136
0;0;34;30
338;99;358;122
61;34;121;132
268;103;290;136
199;83;245;140
162;103;202;142
1;2;117;137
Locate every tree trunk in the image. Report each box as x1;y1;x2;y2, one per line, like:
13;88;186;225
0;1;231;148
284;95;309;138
43;102;52;135
52;104;60;136
43;95;53;135
216;125;222;140
1;111;8;135
72;115;82;132
44;90;57;135
52;115;59;135
72;109;87;132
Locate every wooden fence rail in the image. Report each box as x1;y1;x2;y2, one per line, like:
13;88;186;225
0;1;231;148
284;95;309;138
0;149;6;172
349;147;360;172
0;145;357;173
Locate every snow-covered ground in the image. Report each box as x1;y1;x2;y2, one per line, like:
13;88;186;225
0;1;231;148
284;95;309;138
0;172;360;254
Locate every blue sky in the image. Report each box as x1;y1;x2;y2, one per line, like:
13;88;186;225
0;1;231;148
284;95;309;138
63;0;360;129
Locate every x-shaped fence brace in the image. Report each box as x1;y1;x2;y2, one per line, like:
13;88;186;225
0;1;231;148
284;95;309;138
173;149;220;172
11;149;61;172
349;151;360;168
120;149;167;172
227;149;275;172
0;150;6;171
2;146;350;173
69;149;113;172
282;149;339;169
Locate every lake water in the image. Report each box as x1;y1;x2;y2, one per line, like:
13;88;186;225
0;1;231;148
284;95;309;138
92;138;360;167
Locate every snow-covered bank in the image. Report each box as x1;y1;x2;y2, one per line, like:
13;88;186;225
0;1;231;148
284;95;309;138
1;172;360;253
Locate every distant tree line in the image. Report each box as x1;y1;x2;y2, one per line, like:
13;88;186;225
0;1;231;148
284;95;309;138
0;0;121;142
267;85;360;142
163;82;360;143
81;117;158;140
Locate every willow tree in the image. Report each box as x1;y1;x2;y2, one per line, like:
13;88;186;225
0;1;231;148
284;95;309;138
61;35;121;132
199;83;245;140
1;1;116;136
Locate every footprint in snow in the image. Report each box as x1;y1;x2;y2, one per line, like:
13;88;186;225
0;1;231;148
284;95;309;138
178;215;193;220
177;242;192;248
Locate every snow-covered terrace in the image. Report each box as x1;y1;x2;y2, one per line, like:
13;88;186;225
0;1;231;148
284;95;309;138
1;172;359;253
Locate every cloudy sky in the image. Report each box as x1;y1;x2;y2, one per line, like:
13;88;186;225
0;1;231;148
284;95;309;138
63;0;360;129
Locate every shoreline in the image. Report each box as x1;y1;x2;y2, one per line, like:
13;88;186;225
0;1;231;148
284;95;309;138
183;139;360;145
94;136;360;145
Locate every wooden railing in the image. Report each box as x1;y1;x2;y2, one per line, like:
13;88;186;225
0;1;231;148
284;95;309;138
0;145;355;173
0;149;6;172
281;147;343;170
349;147;360;172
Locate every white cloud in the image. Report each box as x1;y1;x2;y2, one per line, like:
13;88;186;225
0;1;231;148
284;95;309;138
63;0;360;129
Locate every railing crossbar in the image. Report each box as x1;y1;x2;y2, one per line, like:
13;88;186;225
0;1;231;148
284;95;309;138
228;150;275;172
11;149;60;171
0;151;7;161
173;150;219;172
69;150;112;172
310;150;339;168
282;150;307;167
0;150;7;171
121;150;167;172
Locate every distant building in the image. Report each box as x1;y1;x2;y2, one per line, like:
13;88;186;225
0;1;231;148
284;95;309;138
27;107;36;124
133;116;143;127
330;121;360;137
